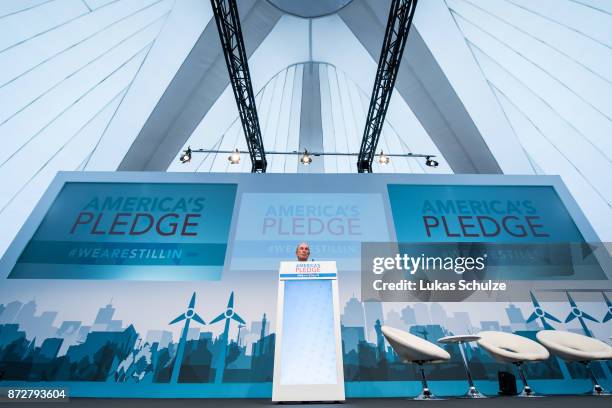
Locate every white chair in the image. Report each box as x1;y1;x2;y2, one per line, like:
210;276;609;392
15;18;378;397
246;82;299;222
477;331;550;397
382;326;451;400
537;330;612;396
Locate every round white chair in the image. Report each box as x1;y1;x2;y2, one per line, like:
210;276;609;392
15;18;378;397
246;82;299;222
537;330;612;396
477;331;550;397
382;326;451;400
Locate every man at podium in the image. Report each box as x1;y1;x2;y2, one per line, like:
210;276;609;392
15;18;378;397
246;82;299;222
295;242;310;261
273;242;345;402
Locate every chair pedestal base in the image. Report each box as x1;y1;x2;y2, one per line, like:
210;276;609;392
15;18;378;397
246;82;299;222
514;363;544;397
461;386;487;399
414;388;444;400
517;386;542;398
583;362;610;396
587;384;610;396
414;365;445;400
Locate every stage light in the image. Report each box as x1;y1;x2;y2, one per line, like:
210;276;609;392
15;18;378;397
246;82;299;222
378;151;390;165
228;148;241;164
300;149;312;165
425;156;439;168
180;147;192;163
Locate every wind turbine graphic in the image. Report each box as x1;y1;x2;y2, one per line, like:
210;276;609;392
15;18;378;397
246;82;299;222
210;292;245;383
565;292;598;337
526;291;561;330
602;292;612;323
168;292;205;384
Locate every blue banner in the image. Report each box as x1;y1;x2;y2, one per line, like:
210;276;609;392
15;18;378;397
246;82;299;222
9;182;237;280
387;184;585;242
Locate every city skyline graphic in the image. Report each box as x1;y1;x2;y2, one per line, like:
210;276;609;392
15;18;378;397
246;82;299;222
1;290;610;389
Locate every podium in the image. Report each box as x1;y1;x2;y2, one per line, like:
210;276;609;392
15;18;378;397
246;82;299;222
272;261;345;402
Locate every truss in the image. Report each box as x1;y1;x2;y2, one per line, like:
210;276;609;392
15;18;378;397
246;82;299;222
210;0;267;172
357;0;418;173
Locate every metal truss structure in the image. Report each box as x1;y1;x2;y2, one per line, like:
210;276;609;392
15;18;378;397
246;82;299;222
357;0;418;173
210;0;267;172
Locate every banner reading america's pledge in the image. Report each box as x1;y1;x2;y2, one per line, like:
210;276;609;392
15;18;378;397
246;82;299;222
9;182;237;280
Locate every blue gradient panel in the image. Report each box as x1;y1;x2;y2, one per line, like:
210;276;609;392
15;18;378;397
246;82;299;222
280;280;337;385
9;182;237;280
387;185;584;243
232;193;390;271
386;185;606;280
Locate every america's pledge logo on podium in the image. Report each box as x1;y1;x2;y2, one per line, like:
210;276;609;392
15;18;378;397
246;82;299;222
295;263;321;273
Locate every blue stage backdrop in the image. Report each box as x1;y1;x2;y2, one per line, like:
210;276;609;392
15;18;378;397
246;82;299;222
0;172;610;398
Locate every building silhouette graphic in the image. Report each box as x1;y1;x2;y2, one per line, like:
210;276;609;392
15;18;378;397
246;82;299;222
0;293;610;387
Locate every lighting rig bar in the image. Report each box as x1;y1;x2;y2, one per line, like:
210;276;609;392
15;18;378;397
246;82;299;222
184;149;434;158
357;0;418;173
180;147;439;168
210;0;267;173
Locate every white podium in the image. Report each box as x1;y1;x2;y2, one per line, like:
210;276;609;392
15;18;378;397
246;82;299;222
272;261;345;402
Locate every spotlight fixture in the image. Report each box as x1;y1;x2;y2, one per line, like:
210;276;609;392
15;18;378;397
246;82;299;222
425;156;439;168
300;149;312;165
228;148;241;164
378;150;390;165
180;147;192;163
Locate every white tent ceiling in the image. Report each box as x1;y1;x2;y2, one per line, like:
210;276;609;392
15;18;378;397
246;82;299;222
0;0;610;259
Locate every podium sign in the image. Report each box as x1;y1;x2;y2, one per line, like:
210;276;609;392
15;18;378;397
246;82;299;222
272;261;345;402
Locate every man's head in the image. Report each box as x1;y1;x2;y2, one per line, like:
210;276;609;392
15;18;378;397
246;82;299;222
295;242;310;262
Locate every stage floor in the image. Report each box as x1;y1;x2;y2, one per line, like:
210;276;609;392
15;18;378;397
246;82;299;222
3;396;611;407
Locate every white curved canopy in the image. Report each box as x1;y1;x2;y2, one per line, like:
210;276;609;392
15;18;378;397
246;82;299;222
0;0;611;260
